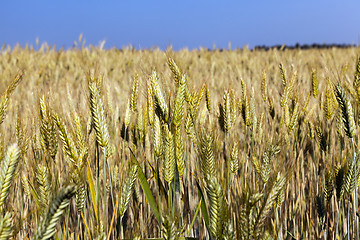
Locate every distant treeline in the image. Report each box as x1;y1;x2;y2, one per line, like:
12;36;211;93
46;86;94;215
252;43;357;51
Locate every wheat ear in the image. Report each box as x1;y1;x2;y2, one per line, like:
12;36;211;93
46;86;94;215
39;96;58;160
324;171;334;203
207;176;226;239
130;73;139;112
253;173;286;237
316;195;326;229
153;114;162;158
151;70;169;122
54;114;78;164
223;90;232;133
205;84;212;113
173;74;186;129
163;126;175;183
162;215;181;240
147;78;155;126
0;144;20;209
119;165;137;217
88;80;110;151
311;69;319;98
36;164;52;212
279;63;287;87
199;132;216;182
230;142;239;174
261;70;267;102
33;185;76;240
0;212;12;240
168;57;181;83
0;71;23;125
334;83;356;139
353;56;360;101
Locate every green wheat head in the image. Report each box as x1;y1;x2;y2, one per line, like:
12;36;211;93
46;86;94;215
88;75;111;154
206;176;226;239
39;96;58;160
119;165;137;217
199;132;216;182
33;185;76;240
0;212;12;240
36;164;52;213
0;144;20;210
162;215;181;240
334;83;356;139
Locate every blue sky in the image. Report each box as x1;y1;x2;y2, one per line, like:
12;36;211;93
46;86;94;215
1;1;360;50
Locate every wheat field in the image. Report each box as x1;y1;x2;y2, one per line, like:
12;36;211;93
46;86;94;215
0;42;360;239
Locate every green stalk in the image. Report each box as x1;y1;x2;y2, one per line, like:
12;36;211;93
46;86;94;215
187;199;202;236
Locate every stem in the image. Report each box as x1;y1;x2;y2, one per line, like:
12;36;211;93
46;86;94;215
95;142;100;225
103;147;107;231
352;138;359;240
336;200;341;239
348;201;350;240
107;158;115;209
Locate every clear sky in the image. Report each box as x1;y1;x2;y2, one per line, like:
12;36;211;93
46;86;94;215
1;0;360;50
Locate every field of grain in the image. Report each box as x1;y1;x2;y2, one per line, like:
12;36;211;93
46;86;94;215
0;43;360;239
